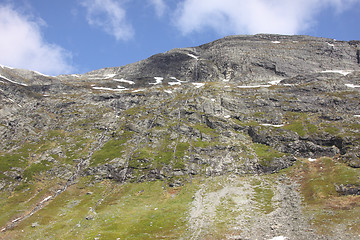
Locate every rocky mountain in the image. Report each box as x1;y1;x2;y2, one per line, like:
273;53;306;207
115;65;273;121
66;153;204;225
0;34;360;239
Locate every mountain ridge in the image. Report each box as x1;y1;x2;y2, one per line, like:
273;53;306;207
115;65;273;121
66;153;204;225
0;34;360;239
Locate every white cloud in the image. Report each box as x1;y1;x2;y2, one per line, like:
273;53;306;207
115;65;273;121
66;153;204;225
81;0;134;41
175;0;358;35
0;4;74;75
148;0;166;17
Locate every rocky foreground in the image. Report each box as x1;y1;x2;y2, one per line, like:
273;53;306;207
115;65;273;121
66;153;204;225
0;34;360;239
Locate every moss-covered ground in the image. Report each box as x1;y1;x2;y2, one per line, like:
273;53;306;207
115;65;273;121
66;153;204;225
289;157;360;236
1;178;198;240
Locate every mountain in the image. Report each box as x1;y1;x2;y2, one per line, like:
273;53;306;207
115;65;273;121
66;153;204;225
1;34;360;239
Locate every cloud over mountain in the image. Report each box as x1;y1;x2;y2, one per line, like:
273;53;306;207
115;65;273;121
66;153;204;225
81;0;134;41
0;4;73;75
174;0;359;35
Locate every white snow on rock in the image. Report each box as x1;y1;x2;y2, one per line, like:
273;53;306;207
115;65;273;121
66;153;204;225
33;71;52;77
327;42;335;47
168;77;187;85
345;84;360;88
40;196;52;204
260;123;284;127
88;73;117;80
211;99;216;102
168;81;181;86
132;89;145;93
224;115;231;119
0;64;14;69
354;115;360;117
0;75;28;86
12;217;22;223
308;158;317;162
104;73;116;79
192;83;205;88
92;87;128;92
187;53;199;60
321;70;353;76
237;85;271;88
164;90;173;94
269;236;287;240
149;77;163;85
113;78;135;84
272;41;281;44
268;79;282;85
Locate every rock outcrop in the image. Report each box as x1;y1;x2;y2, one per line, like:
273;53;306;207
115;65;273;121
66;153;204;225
1;34;360;240
1;34;360;186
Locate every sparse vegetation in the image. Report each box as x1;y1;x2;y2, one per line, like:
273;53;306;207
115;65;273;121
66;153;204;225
252;143;286;166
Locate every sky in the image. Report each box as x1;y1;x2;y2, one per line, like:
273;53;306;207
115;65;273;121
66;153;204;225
0;0;360;76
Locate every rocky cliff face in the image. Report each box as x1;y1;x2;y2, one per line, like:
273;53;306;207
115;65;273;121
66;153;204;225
1;34;360;239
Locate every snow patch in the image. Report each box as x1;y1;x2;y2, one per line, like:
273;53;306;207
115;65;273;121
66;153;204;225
0;75;28;86
237;85;271;88
132;89;145;93
71;74;80;78
168;81;181;86
192;83;205;88
187;53;199;60
308;158;317;162
272;41;281;44
149;77;163;85
354;115;360;117
224;115;231;119
327;42;335;47
0;64;14;69
113;78;135;84
211;99;216;102
12;217;22;223
345;84;360;88
104;73;116;79
33;71;51;77
269;236;287;240
268;79;282;85
321;70;353;76
168;77;187;86
92;87;129;92
260;123;284;128
40;196;52;204
164;90;173;94
223;79;230;82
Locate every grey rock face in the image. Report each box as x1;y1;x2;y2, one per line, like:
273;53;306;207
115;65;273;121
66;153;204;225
84;34;360;85
0;34;360;186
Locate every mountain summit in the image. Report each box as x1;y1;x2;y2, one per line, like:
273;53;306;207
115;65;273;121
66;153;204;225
1;35;360;239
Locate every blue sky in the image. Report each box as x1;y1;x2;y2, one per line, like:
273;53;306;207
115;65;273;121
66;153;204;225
0;0;360;75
